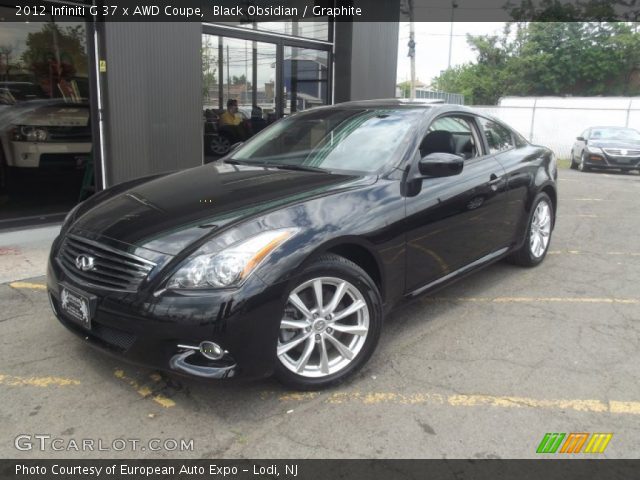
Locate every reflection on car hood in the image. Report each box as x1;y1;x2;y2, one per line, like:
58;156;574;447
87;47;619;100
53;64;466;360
71;162;371;255
0;100;89;129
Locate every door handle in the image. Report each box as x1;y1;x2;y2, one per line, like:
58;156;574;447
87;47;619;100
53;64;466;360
488;174;502;190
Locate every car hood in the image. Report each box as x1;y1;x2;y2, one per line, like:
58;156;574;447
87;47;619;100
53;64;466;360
0;100;89;129
589;139;640;149
72;162;371;255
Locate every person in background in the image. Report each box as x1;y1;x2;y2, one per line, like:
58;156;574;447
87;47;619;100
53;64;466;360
220;99;242;127
219;99;247;144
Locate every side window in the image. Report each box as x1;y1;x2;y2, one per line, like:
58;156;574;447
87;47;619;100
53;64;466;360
420;115;480;160
480;118;515;154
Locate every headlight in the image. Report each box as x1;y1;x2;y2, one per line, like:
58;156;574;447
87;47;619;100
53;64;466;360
585;145;603;154
15;126;48;142
167;228;299;289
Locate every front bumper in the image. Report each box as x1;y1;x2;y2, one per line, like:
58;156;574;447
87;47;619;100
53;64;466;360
8;141;92;168
584;153;640;171
46;237;288;380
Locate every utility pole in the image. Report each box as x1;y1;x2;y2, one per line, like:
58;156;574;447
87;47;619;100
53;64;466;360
408;0;416;100
447;1;458;69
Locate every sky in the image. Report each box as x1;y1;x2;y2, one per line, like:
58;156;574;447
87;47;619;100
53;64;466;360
396;22;506;87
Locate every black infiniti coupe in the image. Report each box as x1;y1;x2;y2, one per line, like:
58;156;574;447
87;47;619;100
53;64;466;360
48;100;557;389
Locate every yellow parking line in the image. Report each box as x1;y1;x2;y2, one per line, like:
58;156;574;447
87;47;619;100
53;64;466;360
425;296;639;305
113;369;176;408
548;250;640;257
561;214;638;218
9;281;46;290
0;373;80;387
277;391;640;415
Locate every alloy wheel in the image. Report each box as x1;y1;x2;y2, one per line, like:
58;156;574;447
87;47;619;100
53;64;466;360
579;153;587;172
277;277;370;378
209;135;231;155
529;200;552;258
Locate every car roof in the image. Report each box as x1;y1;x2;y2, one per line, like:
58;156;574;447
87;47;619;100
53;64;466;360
322;99;480;116
333;98;449;108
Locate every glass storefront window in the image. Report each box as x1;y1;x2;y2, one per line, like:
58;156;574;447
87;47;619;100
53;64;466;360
284;47;328;114
202;24;331;161
202;33;278;160
215;20;330;41
0;16;94;225
256;20;329;41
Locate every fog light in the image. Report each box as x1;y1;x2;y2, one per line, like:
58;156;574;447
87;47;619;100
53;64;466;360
199;341;224;360
589;155;603;161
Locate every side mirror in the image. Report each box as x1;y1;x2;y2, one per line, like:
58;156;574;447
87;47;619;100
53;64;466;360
576;136;585;141
418;152;464;178
229;142;243;153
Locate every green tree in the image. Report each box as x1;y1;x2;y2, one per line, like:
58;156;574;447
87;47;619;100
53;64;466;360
21;23;87;96
202;35;218;104
397;80;411;98
432;22;640;105
231;74;251;90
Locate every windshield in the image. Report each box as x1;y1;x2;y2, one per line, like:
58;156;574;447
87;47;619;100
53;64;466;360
230;108;425;174
0;83;47;104
590;128;640;141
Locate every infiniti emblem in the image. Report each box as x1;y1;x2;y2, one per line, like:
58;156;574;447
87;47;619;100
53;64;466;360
75;254;96;272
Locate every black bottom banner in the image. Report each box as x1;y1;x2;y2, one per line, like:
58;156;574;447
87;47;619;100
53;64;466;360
2;459;639;480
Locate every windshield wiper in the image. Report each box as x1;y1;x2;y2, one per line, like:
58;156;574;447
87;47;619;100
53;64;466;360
266;163;327;173
224;158;327;173
223;159;256;166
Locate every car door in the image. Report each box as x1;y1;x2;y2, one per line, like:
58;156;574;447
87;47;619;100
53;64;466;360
477;116;537;244
404;113;511;293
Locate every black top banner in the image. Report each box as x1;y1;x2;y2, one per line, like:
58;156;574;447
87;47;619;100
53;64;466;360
3;459;640;480
2;0;640;22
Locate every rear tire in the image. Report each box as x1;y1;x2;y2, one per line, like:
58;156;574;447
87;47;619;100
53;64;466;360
274;254;383;390
508;192;554;267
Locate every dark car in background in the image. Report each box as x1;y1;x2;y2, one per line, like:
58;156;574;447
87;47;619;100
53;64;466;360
570;126;640;173
47;100;557;389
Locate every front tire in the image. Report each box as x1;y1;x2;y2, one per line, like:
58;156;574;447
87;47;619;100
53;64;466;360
578;152;590;172
508;192;554;267
274;254;383;390
569;150;578;169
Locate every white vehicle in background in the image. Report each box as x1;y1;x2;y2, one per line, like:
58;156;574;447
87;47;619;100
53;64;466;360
0;82;91;169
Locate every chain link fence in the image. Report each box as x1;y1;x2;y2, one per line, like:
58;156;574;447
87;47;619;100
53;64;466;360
474;97;640;159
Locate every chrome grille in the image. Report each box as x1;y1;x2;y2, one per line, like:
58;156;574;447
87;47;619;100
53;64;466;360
58;234;155;291
603;148;640;157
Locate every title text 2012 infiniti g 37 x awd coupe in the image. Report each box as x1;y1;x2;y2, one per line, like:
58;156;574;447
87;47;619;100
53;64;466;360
48;100;557;389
